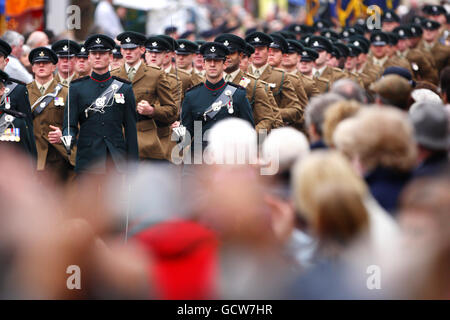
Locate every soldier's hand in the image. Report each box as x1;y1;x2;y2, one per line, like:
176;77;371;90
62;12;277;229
137;100;154;116
170;121;180;129
48;125;62;144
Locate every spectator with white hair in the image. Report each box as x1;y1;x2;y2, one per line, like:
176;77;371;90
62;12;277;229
304;93;343;150
1;30;33;84
330;79;367;103
25;31;49;49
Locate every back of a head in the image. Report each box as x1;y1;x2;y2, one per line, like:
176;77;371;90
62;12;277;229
292;150;368;224
305;93;344;137
330;79;366;103
370;74;413;110
262;127;310;174
205;118;257;165
323;100;361;147
1;30;23;47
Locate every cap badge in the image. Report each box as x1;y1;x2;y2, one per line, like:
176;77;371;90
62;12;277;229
96;38;101;44
81;47;85;52
318;22;323;28
313;41;319;47
179;43;185;49
152;42;157;47
112;49;117;53
254;37;260;42
399;30;404;36
63;45;68;51
386;13;391;18
295;26;300;32
39;51;45;57
210;46;216;53
433;6;437;12
343;31;349;37
302;51;307;56
427;22;432;28
354;41;359;46
325;32;330;38
411;27;416;33
376;36;381;41
125;37;131;43
223;40;229;46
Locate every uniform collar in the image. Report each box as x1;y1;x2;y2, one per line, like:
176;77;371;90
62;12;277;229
90;70;111;82
125;60;142;73
312;65;327;77
223;67;241;82
35;78;54;94
205;78;226;90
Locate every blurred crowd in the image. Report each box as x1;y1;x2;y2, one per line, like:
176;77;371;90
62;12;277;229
0;0;449;300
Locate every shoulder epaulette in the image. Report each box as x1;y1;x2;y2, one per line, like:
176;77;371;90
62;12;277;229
112;76;131;85
185;82;203;93
244;72;258;80
8;77;26;86
167;73;177;79
316;77;329;83
227;82;245;90
71;76;90;84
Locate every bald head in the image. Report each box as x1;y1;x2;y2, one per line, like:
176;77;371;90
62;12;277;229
26;31;49;49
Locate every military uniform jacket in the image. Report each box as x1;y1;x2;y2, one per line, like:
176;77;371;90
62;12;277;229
231;70;274;132
320;66;346;84
295;71;320;98
27;79;76;170
0;78;37;159
112;63;177;159
405;49;439;84
181;78;254;149
54;72;79;86
251;65;302;125
418;40;450;73
63;71;139;173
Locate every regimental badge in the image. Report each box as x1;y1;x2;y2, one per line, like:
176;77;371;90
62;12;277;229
295;26;300;32
354;41;359;46
125;37;131;43
411;63;419;71
210;46;216;53
239;77;251;88
376;36;381;42
54;97;64;106
317;22;323;28
268;83;276;88
112;84;119;90
114;93;125;104
313;41;319;47
427;22;432;28
302;51;307;56
63;45;68;51
343;31;349;37
223;40;229;46
325;32;331;38
152;42;157;47
95;96;106;107
39;51;45;57
179;43;185;49
81;47;86;52
399;30;404;36
386;12;391;18
112;49;117;54
433;6;437;12
96;38;101;44
254;37;260;42
40;102;46;109
411;27;416;33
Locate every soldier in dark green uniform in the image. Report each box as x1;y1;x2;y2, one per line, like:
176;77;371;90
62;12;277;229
180;42;254;164
55;34;138;174
0;69;37;160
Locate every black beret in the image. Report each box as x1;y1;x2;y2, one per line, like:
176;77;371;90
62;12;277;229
300;48;319;62
199;42;230;60
286;39;304;54
0;39;12;57
117;31;146;49
309;36;333;53
269;33;288;53
215;33;246;53
245;32;273;47
51;39;81;57
175;39;198;54
29;47;58;64
84;34;115;52
146;36;171;52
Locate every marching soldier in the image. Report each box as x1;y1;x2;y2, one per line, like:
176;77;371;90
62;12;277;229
215;33;275;132
51;40;81;86
309;36;346;85
298;48;329;94
111;31;177;161
180;42;254;160
74;44;92;78
0;69;37;160
27;47;76;181
245;32;302;126
281;39;320;99
145;35;183;161
111;44;124;70
175;39;205;86
56;34;138;174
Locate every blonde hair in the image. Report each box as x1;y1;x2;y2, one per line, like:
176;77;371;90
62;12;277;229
323;100;361;147
292;151;369;247
333;107;417;172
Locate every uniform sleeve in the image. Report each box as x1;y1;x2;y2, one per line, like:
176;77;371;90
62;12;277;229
278;75;302;124
152;71;178;124
123;84;139;161
181;92;194;140
236;89;255;127
252;81;274;132
15;85;34;134
63;84;80;144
